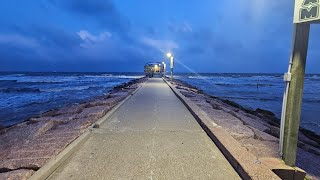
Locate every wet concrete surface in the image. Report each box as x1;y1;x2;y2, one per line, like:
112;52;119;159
48;78;240;180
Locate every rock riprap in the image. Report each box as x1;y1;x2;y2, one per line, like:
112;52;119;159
0;77;146;179
169;78;320;180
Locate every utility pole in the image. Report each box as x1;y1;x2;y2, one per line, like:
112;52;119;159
282;23;310;166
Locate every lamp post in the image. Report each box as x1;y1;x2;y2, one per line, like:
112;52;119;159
162;62;166;77
166;52;174;81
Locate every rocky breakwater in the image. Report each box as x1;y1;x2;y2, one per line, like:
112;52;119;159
0;77;147;180
167;77;320;180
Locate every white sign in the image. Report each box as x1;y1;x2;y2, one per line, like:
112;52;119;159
294;0;320;23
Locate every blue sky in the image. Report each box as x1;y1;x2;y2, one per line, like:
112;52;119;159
0;0;319;73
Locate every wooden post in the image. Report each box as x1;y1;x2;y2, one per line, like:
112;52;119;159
282;23;310;166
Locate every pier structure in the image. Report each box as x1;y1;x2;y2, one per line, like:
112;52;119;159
41;78;240;179
29;77;309;180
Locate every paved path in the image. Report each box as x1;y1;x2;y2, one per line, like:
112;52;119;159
48;78;240;180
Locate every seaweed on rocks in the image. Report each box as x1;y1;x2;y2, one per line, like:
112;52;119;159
300;128;320;145
0;166;39;173
221;99;245;110
255;108;275;117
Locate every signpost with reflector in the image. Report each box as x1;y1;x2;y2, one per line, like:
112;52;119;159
280;0;319;167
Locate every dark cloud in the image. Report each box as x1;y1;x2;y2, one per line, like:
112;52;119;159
0;25;83;67
1;0;319;73
14;26;81;49
48;0;130;33
0;22;154;72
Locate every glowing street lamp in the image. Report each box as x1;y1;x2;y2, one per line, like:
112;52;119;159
166;52;174;80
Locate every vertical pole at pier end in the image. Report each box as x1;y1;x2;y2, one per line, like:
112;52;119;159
283;23;310;166
170;56;174;81
171;68;173;81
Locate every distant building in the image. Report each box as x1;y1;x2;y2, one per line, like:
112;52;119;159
144;62;166;77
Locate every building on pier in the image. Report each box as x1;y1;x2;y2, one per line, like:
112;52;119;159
144;62;166;77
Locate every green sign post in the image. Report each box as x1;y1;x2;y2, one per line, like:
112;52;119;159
280;0;319;167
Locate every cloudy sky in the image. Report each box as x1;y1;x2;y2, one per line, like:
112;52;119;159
0;0;319;73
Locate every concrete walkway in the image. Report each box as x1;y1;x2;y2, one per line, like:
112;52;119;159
48;78;240;180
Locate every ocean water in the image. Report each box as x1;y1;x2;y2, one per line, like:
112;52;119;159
0;72;144;127
1;72;319;135
176;73;320;135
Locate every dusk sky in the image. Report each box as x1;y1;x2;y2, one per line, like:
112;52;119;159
0;0;319;73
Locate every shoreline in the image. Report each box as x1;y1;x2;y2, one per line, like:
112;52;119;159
174;78;320;142
0;77;147;179
168;77;320;179
0;72;144;129
0;77;145;130
1;76;319;179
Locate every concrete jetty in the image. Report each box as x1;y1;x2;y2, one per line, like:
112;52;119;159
46;78;240;179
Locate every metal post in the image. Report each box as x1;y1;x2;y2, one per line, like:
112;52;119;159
170;57;174;81
170;68;173;80
164;63;166;76
162;62;166;77
282;23;310;166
